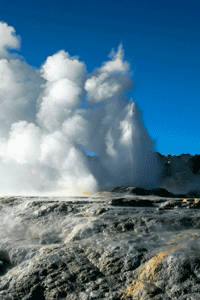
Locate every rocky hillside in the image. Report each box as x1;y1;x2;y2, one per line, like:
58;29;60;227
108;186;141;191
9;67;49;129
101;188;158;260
156;152;200;195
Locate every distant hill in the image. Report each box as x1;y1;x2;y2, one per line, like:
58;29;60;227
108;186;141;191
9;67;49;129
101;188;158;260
155;152;200;195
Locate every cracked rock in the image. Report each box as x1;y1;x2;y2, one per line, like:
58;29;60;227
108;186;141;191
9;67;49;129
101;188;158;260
1;189;200;299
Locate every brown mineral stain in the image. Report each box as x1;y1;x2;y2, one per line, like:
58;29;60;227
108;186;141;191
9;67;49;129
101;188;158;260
167;230;200;246
122;228;200;299
138;248;178;283
83;191;91;195
121;280;157;299
183;198;199;205
121;247;178;299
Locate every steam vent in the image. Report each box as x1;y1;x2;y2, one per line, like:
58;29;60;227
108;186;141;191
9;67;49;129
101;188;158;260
1;156;200;300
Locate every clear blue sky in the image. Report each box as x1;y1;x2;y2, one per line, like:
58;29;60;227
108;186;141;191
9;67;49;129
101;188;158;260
1;0;200;156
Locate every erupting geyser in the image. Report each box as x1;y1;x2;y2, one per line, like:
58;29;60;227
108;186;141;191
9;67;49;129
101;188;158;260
0;22;160;196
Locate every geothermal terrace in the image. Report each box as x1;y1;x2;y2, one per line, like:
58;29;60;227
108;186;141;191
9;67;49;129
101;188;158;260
1;187;200;299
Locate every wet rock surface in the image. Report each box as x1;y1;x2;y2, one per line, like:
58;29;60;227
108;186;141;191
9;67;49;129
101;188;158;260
1;190;200;299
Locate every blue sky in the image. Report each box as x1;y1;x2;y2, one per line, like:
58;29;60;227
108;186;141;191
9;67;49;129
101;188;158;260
1;0;200;156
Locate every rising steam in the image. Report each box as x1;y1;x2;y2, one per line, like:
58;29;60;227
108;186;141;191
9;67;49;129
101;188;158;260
0;22;159;196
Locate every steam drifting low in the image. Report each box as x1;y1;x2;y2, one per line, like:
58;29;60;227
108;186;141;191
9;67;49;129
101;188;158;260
0;22;159;195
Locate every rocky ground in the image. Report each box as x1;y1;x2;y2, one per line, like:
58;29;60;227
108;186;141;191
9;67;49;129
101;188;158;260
1;187;200;299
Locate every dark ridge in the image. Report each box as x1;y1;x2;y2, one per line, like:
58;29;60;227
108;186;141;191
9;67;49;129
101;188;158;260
108;198;154;207
186;189;200;198
111;186;176;197
111;186;200;198
148;188;175;198
111;186;150;196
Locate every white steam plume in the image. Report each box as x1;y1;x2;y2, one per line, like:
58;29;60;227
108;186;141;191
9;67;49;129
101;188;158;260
0;21;160;196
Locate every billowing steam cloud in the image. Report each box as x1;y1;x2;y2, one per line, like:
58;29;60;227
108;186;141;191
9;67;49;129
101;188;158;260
0;21;159;196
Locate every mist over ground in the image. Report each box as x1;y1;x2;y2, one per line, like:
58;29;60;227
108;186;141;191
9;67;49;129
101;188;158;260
0;21;162;196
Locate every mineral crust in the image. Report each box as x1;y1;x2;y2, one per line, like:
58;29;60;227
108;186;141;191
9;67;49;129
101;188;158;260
0;188;200;299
